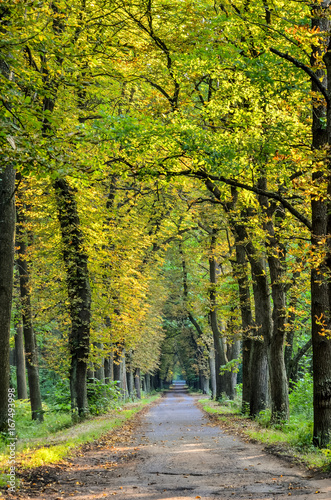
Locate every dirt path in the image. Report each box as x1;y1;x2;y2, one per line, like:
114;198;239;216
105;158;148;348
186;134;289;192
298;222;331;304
12;385;331;499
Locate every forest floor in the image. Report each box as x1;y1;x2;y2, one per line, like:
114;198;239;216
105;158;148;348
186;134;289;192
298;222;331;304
4;385;331;500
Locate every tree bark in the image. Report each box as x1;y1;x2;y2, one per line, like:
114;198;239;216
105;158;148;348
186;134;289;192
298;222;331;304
226;339;240;400
232;219;270;416
259;182;289;422
284;267;302;380
249;262;270;416
204;181;269;414
200;373;209;394
145;373;151;394
16;197;43;421
127;368;134;397
14;324;28;400
310;2;331;447
134;368;141;399
209;346;217;399
113;344;124;393
209;232;228;399
119;350;127;397
113;355;121;385
126;350;134;396
94;343;104;382
230;220;270;416
234;243;253;412
0;164;15;432
104;353;114;383
269;0;331;448
54;178;91;418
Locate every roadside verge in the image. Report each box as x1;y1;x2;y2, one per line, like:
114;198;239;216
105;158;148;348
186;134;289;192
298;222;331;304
196;398;331;477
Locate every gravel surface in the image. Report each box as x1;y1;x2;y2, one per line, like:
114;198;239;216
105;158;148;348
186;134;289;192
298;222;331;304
12;384;331;499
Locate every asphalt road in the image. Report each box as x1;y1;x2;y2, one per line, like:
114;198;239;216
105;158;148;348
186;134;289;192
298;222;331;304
97;384;331;499
17;383;331;500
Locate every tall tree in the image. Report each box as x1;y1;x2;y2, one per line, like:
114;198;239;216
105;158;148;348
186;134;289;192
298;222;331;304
16;196;43;421
0;164;15;432
14;323;28;400
54;179;91;417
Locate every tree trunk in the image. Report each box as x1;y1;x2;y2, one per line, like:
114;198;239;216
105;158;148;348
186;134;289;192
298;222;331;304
145;373;151;394
127;368;134;397
249;266;270;416
94;365;104;381
211;323;226;399
209;346;217;399
0;164;15;432
14;323;28;400
94;343;104;382
197;370;201;391
226;339;240;400
54;178;91;418
125;350;134;397
231;218;270;416
248;339;268;416
268;332;289;422
201;373;209;395
284;268;302;380
113;345;126;396
16;202;43;421
153;371;162;390
120;351;127;397
310;3;331;447
234;243;253;412
204;181;269;412
208;231;229;400
104;353;114;383
134;368;141;399
259;185;289;422
87;367;95;380
113;357;121;385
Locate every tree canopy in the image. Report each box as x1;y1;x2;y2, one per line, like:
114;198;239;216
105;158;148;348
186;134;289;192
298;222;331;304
2;0;331;448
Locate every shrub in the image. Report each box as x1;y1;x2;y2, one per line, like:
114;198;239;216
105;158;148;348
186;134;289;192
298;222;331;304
45;379;71;412
87;379;121;415
289;372;313;420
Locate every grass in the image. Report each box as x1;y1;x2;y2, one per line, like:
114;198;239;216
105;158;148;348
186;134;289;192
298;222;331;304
0;394;160;471
198;397;331;471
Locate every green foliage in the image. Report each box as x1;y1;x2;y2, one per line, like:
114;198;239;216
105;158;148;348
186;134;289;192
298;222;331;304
3;0;328;445
256;408;272;427
0;395;160;469
45;379;71;413
0;399;72;454
200;399;328;469
9;366;17;393
289;373;313;420
42;378;122;416
289;419;313;448
87;379;121;415
220;358;241;375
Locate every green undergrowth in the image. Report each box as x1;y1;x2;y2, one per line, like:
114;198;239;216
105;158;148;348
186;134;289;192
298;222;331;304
0;394;160;470
199;397;331;471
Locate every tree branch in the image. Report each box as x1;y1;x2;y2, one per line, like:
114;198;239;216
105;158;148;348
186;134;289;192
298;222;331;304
167;169;312;230
270;47;329;105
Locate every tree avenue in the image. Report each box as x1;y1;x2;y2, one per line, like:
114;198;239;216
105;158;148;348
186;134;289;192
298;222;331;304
1;0;331;450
